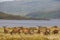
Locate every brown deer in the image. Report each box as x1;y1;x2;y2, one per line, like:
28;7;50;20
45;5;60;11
53;30;59;34
52;26;59;34
23;28;30;34
44;28;50;35
3;27;9;33
10;27;21;34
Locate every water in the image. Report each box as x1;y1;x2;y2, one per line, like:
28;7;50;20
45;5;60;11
0;19;60;27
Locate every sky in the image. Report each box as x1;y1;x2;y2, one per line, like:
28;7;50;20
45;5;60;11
0;0;60;16
0;0;14;2
0;0;60;2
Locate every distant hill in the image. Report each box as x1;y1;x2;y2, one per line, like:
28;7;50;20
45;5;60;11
0;1;59;17
0;12;47;20
0;12;26;20
26;10;60;19
0;1;60;19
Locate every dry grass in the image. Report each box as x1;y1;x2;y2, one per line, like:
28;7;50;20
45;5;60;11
0;33;60;40
0;28;60;40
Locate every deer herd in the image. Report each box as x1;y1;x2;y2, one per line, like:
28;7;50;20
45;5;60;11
3;26;60;35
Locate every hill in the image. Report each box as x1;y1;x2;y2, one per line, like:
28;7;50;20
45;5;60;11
0;12;26;20
0;1;60;19
26;10;60;19
0;1;59;17
0;12;46;20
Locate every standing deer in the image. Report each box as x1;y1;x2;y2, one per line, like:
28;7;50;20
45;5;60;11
3;26;9;33
10;27;21;34
44;28;50;35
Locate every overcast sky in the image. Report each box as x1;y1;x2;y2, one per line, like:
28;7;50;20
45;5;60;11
0;0;60;10
0;0;14;2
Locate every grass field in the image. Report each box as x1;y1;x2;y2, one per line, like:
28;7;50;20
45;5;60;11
0;33;60;40
0;27;60;40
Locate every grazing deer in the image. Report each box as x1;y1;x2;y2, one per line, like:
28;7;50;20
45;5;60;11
37;29;41;34
52;26;59;34
3;27;9;33
53;30;59;34
37;26;41;34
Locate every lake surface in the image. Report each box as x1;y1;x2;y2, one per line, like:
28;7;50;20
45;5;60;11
0;19;60;27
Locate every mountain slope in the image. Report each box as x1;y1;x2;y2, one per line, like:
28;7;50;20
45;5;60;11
0;12;26;20
26;10;60;19
0;12;44;20
0;1;60;19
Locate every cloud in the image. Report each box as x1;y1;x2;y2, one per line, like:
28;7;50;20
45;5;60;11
0;0;14;2
21;0;60;13
54;0;60;1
